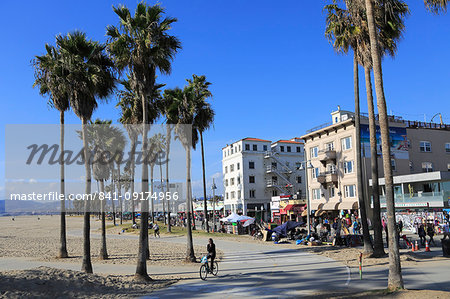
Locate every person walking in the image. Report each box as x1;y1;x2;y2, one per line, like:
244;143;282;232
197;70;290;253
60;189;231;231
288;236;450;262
427;223;436;246
418;224;426;246
153;223;160;238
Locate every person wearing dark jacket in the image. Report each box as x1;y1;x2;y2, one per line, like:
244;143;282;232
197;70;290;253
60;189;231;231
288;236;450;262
418;224;426;246
207;238;216;272
427;224;436;246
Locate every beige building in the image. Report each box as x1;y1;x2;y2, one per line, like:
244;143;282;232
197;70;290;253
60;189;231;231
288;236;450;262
301;107;450;214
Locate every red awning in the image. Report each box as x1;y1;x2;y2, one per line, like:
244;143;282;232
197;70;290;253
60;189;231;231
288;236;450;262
281;204;305;214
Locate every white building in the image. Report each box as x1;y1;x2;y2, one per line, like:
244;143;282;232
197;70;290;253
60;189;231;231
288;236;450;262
222;137;305;220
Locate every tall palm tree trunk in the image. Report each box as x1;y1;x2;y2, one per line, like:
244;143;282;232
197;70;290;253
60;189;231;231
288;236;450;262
364;0;403;290
185;146;196;262
59;111;68;258
99;179;108;259
159;156;166;225
135;124;150;281
166;125;172;233
131;139;136;225
117;162;123;225
81;117;93;273
111;165;116;226
364;67;385;257
354;55;373;255
200;132;209;233
150;165;155;223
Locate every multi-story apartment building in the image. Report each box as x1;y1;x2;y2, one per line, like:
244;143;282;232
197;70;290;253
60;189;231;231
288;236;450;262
222;137;305;220
301;107;450;215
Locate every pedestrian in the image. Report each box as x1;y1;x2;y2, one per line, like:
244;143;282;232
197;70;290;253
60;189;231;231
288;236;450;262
332;218;342;246
427;223;436;246
154;223;160;238
418;224;426;246
352;219;360;235
398;220;403;233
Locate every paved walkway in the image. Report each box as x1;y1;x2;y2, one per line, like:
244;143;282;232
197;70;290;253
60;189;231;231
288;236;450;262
1;230;449;298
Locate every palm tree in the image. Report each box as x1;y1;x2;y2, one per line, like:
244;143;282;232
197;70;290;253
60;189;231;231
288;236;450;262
164;86;198;262
33;44;70;259
83;119;115;260
187;75;214;233
160;95;177;233
57;31;115;273
325;1;374;255
424;0;448;13
352;0;408;258
107;3;181;281
362;0;411;289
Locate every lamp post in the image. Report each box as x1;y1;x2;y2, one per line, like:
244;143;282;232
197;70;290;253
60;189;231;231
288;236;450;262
300;161;313;236
211;179;217;232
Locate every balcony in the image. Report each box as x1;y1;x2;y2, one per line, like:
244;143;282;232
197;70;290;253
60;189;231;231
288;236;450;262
317;171;338;186
318;149;336;164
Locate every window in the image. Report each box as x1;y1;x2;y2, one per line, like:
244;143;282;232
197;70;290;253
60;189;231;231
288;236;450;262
272;190;278;196
231;148;233;154
343;161;354;174
420;141;431;152
230;164;234;172
287;146;291;152
328;186;335;198
312;189;321;200
310;146;319;158
249;161;255;169
422;162;433;173
237;163;240;170
297;176;302;184
253;144;257;151
224;166;228;173
327;164;336;173
296;146;301;153
296;162;301;169
237;177;241;184
225;179;228;186
272;176;278;183
326;142;334;151
341;137;352;150
231;191;235;199
345;185;356;198
447;163;450;171
263;145;268;151
249;176;255;183
249;189;255;198
280;146;285;152
226;192;229;199
245;144;250;151
238;190;241;199
223;151;226;157
272;162;277;168
239;145;241;152
230;178;235;185
312;167;319;179
391;159;396;171
446;143;450;153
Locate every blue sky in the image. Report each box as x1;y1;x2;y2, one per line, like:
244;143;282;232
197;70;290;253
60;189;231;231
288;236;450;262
1;0;449;197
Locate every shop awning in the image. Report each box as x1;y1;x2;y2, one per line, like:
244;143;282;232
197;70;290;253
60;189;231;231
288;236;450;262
309;202;324;210
280;204;305;214
322;201;340;210
338;201;359;210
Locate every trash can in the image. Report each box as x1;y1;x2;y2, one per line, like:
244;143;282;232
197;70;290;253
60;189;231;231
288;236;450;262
442;239;450;257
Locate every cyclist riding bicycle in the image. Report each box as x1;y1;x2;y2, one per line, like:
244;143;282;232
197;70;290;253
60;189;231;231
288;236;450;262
207;238;216;273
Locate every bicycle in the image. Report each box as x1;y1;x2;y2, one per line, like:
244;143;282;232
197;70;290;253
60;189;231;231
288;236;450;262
199;255;218;280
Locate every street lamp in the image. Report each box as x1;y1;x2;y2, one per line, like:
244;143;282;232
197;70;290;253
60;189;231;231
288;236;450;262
211;179;217;232
300;161;314;236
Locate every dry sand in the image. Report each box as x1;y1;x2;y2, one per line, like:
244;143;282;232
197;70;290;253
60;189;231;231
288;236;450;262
0;215;213;266
0;266;176;298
